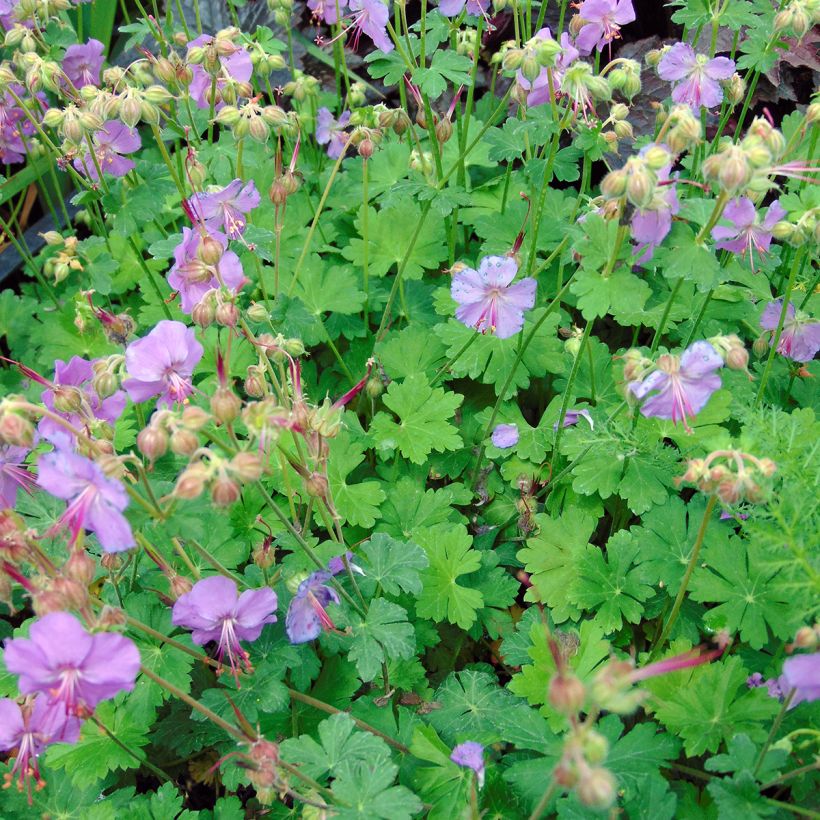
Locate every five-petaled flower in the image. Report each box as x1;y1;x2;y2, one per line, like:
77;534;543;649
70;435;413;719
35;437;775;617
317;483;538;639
37;448;134;552
574;0;636;54
451;741;486;788
451;255;537;339
187;179;260;239
628;341;724;432
438;0;489;18
123;320;204;408
759;300;820;363
73;121;141;181
0;696;81;800
172;575;277;682
657;43;735;111
61;39;105;89
711;198;786;271
3;611;140;716
316;108;351;159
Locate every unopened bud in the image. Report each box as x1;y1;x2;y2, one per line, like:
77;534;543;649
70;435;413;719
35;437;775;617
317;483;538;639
170;428;199;457
211;386;241;424
175;463;209;499
548;673;586;714
170;574;193;598
305;472;328;498
247;302;269;323
215;301;239;327
230;451;263;482
793;626;819;649
211;475;241;507
577;767;616;809
137;426;168;461
198;235;224;265
64;550;96;585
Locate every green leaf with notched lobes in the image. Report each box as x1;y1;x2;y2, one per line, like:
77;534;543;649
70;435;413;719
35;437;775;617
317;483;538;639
370;374;463;464
360;533;429;597
327;429;386;528
348;598;416;682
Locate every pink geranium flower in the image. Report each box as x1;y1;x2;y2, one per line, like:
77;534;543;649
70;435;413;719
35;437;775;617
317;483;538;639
451;255;537;339
73;121;140;181
187;179;260;239
316;108;351;159
657;43;735;111
760;301;820;363
62;39;105;89
37;448;134;552
122;320;204;407
712;198;786;270
518;29;579;106
574;0;635;54
347;0;393;53
0;444;35;508
172;575;277;681
628;341;724;432
438;0;489;17
3;612;140;716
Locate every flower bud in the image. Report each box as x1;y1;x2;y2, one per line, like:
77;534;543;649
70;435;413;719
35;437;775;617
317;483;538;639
170;428;199;457
0;410;34;447
643;144;671;171
170;573;193;599
610;102;629;121
548;673;586;715
64;550;96;586
577;766;616;809
211;386;241;424
726;346;749;371
192;296;216;329
230;452;263;482
174;463;209;499
198;234;224;266
613;119;633;140
305;472;329;498
793;626;819;649
625;161;654;208
52;385;85;414
137;425;168;462
244;367;266;398
211;475;241;507
246;301;270;323
600;168;627;199
215;301;239;327
582;730;609;765
645;48;663;68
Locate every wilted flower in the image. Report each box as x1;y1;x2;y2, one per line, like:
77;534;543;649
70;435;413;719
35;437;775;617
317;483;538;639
123;320;204;407
492;423;519;448
712;198;786;270
628;341;724;432
39;356;126;446
553;408;594;430
172;575;277;681
0;696;81;798
61;39;105;89
0;444;35;508
167;228;246;313
326;551;364;575
759;300;820;363
286;570;340;644
451;741;486;788
73;121;141;181
3;611;140;715
187;179;260;239
574;0;636;54
438;0;489;17
518;30;579;106
451;255;537;339
657;43;735;111
37;448;134;552
187;34;253;110
316;107;350;159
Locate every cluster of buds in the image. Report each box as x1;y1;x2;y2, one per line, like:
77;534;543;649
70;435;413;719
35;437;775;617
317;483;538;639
174;448;263;507
774;0;820;38
702;140;753;195
113;84;174;128
15;52;61;93
502;32;563;82
137;405;211;463
4;24;39;55
215;100;293;143
554;726;616;810
347;125;382;159
282;70;319;102
770;205;820;247
620;348;654;383
676;449;777;504
600;145;671;210
657;103;702;154
187;27;245;73
266;0;294;27
153;51;195;89
40;231;83;284
708;334;750;374
33;549;97;615
604;102;633;146
191;287;240;330
247;42;287;75
15;0;73;22
607;58;642;101
377;106;412;136
43;104;102;144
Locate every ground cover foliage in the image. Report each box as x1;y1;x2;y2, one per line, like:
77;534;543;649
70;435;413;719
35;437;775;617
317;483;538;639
0;0;818;817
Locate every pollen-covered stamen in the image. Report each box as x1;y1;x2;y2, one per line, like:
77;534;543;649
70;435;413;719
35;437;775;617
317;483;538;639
165;370;193;404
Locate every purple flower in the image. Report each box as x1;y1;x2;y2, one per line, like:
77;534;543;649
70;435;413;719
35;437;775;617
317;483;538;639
0;696;81;795
172;575;277;680
779;654;820;707
0;84;45;164
73;121;141;181
0;444;35;508
438;0;489;17
167;228;246;313
308;0;347;24
39;356;126;447
491;423;519;449
62;39;104;89
316;108;351;159
451;255;537;339
712;198;786;271
760;301;820;363
3;612;140;715
187;35;253;110
37;448;134;552
451;741;485;788
628;341;724;432
657;43;735;111
518;30;579;107
746;672;764;689
574;0;636;54
347;0;393;54
122;320;204;407
327;551;364;575
553;408;594;431
630;147;680;264
187;179;260;239
286;570;340;644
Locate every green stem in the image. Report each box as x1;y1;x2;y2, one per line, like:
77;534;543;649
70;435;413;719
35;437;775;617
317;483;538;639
186;538;248;587
754;688;796;777
695;190;730;244
528;779;558;820
652;495;717;656
650;278;684;354
755;247;806;407
90;716;172;782
431;332;479;385
551;322;593;466
362;158;370;328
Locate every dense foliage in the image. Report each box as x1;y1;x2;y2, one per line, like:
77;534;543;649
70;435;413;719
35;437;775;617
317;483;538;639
0;0;818;817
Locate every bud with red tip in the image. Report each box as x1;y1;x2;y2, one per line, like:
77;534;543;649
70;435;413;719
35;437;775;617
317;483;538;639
548;673;586;715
